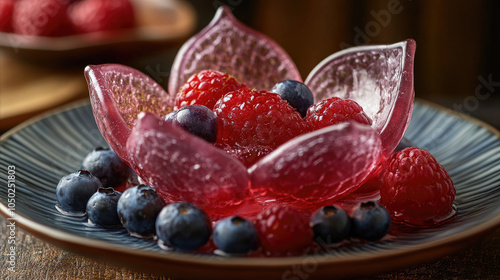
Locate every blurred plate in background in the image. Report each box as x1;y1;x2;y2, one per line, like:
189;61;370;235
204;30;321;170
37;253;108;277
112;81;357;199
0;0;196;63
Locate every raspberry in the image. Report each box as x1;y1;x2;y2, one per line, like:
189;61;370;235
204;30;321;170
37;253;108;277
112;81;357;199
12;0;72;37
380;147;456;226
175;70;246;110
214;88;308;148
306;97;372;131
214;143;273;167
253;205;313;256
69;0;135;34
0;0;14;32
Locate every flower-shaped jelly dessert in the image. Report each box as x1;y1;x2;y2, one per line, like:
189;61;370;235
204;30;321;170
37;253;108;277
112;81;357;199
84;6;415;217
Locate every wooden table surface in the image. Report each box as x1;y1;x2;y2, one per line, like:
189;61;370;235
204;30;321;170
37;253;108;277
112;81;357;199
0;217;499;279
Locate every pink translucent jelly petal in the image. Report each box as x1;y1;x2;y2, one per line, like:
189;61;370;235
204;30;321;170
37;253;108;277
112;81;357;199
305;40;416;158
126;112;250;217
85;64;173;163
249;121;382;210
168;6;301;95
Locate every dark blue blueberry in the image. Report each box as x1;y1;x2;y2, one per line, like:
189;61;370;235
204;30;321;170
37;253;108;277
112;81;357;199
156;202;212;251
86;187;122;227
395;137;415;152
213;216;258;254
351;201;391;241
81;147;130;188
164;105;218;143
271;80;314;117
117;185;165;238
56;170;102;214
311;205;351;244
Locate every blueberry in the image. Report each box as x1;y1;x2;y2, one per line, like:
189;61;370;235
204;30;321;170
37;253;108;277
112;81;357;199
164;105;218;143
351;201;391;241
81;147;130;188
156;202;212;251
117;185;165;237
395;137;414;152
271;80;314;117
213;216;258;254
56;170;102;214
311;205;351;244
86;187;122;227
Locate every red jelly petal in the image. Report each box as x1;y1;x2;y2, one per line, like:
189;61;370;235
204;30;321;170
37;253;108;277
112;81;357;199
168;6;301;95
85;64;173;163
126;112;250;217
305;40;416;158
249;121;382;210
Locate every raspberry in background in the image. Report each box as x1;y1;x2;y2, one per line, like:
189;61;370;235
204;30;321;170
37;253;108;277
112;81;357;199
12;0;72;36
69;0;135;34
0;0;14;32
175;70;247;110
306;97;372;131
380;147;456;226
214;88;308;148
253;205;313;256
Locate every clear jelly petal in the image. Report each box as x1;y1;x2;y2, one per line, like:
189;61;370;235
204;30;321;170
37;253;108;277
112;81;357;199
305;40;416;158
168;6;301;95
85;64;173;163
126;112;250;217
249;121;382;210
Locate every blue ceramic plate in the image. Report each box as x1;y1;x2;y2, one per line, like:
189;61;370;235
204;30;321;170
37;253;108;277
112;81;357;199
1;100;499;279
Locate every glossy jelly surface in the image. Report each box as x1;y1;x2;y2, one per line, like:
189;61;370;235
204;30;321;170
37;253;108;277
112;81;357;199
126;112;250;217
250;121;382;210
305;40;416;158
85;64;173;163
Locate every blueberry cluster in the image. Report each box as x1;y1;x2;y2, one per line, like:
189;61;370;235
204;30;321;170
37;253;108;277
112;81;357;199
56;148;131;225
56;148;259;253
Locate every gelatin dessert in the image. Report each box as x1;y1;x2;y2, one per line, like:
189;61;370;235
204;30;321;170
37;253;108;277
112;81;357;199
55;6;455;257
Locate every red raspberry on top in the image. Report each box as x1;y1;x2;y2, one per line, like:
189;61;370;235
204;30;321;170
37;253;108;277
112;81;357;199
69;0;135;34
12;0;72;37
253;205;313;256
176;70;246;110
214;88;308;148
306;97;372;131
380;147;456;226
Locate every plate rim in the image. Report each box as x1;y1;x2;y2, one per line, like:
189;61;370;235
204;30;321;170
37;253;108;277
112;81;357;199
1;99;500;274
